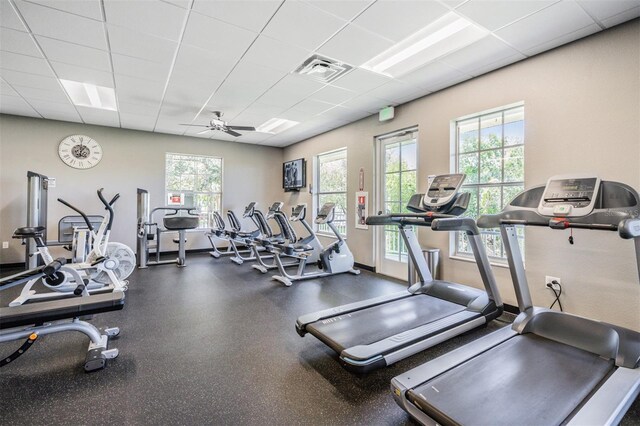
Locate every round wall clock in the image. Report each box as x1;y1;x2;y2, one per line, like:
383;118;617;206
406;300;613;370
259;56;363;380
58;135;102;169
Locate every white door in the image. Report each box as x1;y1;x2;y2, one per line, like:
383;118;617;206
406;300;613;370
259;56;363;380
375;130;418;280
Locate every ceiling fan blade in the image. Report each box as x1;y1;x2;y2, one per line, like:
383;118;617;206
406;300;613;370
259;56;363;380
227;125;256;131
179;124;210;127
197;129;212;134
224;129;242;137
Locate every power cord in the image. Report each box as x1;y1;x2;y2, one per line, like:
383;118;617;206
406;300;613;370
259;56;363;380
546;280;563;311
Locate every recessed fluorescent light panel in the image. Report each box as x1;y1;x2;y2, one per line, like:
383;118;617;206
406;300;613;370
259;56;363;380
59;79;117;111
256;118;299;134
361;12;487;77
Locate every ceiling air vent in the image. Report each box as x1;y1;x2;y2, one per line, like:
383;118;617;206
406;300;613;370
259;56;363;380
294;54;353;84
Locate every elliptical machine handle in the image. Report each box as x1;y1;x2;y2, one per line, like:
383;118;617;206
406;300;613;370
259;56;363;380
58;198;94;232
108;193;120;206
97;188;115;231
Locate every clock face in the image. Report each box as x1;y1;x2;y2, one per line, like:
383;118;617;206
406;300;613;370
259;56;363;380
58;135;102;169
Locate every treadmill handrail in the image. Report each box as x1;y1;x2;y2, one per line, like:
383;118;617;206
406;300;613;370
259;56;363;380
431;217;480;235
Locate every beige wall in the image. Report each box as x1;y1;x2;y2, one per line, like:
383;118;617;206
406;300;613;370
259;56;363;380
283;20;640;330
0;115;283;264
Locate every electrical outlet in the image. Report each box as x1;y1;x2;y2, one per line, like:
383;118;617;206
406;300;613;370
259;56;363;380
545;275;561;291
2;241;8;249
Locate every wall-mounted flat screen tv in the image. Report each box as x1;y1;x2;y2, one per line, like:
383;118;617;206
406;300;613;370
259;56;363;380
283;158;306;192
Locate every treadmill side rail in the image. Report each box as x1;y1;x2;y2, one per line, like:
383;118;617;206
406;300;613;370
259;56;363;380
567;367;640;426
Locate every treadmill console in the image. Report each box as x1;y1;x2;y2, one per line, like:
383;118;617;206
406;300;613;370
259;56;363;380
423;174;466;208
243;202;256;217
268;202;283;213
316;202;335;222
291;204;306;221
538;174;601;217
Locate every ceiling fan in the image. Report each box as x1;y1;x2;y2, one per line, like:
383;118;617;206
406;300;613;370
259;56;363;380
180;111;255;137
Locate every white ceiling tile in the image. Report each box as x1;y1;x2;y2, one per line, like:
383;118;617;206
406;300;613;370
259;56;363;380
330;68;391;92
0;94;41;116
290;98;334;115
229;110;275;128
457;0;557;31
13;84;69;103
171;43;236;85
0;50;51;76
318;23;393;66
578;0;640;22
162;0;191;9
341;93;390;113
119;112;157;131
278;107;319;122
31;101;82;121
50;61;114;87
0;69;60;90
600;5;640;27
318;104;358;120
469;52;526;76
353;0;449;42
77;106;120;126
112;53;171;82
523;23;601;56
305;0;374;20
192;0;281;32
439;0;469;8
27;0;103;20
115;74;165;105
495;1;595;52
0;27;40;57
1;0;27;31
28;97;74;110
258;74;325;107
1;80;19;96
262;1;346;51
242;101;288;117
426;71;472;92
440;35;525;76
36;35;111;71
118;101;160;116
233;132;272;143
309;85;356;104
399;60;467;90
15;0;107;49
242;35;312;73
365;79;418;102
182;12;257;61
206;85;257;114
107;24;177;64
104;0;187;41
162;79;217;111
223;59;285;96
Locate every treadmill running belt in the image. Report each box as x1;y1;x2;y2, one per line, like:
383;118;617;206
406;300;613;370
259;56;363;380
408;334;614;426
306;295;466;353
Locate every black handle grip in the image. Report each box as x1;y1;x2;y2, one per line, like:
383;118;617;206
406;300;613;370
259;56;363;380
42;257;66;277
431;217;480;235
58;198;93;231
97;189;115;231
73;283;86;296
109;193;120;206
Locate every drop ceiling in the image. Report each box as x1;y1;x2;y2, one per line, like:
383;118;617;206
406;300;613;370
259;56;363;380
1;0;638;147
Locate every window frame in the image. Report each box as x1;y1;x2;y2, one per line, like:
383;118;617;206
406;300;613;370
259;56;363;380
314;147;348;238
449;102;525;265
164;152;224;230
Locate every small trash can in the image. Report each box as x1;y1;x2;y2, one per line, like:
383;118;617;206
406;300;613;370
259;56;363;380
408;247;440;284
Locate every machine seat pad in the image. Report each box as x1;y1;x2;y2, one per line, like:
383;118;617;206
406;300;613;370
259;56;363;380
13;226;46;238
163;216;199;230
0;292;125;330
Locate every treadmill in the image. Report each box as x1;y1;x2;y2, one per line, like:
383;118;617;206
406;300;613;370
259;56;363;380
391;174;640;425
296;174;503;373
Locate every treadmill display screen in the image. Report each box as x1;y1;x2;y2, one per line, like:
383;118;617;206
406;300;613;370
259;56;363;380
292;205;305;218
542;178;598;207
426;174;465;202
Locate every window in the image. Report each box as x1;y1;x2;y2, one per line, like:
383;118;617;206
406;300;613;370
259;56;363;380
165;153;223;229
315;148;347;236
454;105;525;261
380;131;417;263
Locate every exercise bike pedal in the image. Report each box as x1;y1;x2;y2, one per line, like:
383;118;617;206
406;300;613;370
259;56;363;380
103;327;120;337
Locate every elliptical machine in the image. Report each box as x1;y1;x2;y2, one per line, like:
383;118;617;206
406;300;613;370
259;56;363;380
10;189;135;306
271;202;360;286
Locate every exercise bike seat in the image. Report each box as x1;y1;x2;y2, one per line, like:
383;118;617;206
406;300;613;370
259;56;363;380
163;216;199;231
13;226;46;238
